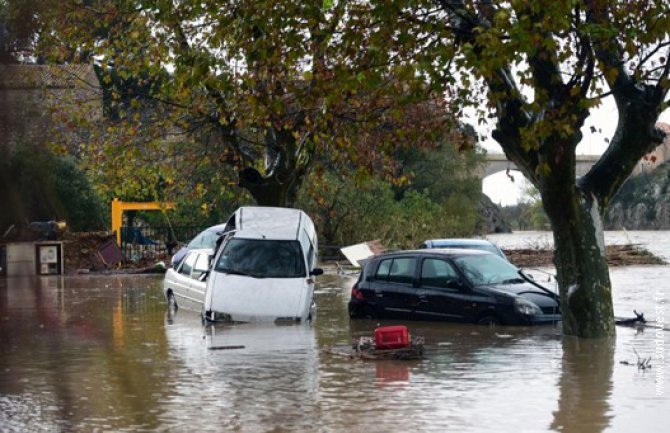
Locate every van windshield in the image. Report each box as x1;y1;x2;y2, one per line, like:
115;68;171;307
214;238;306;278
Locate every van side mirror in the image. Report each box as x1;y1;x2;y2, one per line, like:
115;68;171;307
310;268;324;276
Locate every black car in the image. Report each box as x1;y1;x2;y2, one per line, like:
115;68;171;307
348;249;561;326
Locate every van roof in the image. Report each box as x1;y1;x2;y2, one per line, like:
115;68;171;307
236;206;310;240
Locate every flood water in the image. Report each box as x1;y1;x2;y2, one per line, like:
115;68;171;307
1;231;668;432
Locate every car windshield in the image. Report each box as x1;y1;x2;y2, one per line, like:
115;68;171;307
214;238;306;278
452;254;520;286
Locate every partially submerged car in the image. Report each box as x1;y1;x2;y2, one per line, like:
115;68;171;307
348;249;560;326
171;223;228;267
163;248;213;310
419;238;507;260
204;207;323;323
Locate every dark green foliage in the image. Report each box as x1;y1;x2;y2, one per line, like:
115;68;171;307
298;167;480;250
604;160;670;229
297;137;483;249
393;138;484;204
606;163;670;211
0;145;105;232
501;201;551;230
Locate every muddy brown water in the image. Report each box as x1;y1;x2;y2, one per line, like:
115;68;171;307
1;248;668;432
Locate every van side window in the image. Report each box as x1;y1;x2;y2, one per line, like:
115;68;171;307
375;259;392;281
307;242;315;271
421;258;459;287
224;214;236;232
179;253;197;277
388;258;416;284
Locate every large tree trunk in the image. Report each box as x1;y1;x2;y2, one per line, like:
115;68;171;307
443;0;669;338
238;166;301;207
236;127;309;207
542;185;615;338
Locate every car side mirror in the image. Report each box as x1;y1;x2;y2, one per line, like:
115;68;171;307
446;278;466;290
310;268;324;276
198;270;210;282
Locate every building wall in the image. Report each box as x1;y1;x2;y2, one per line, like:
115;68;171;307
0;65;102;153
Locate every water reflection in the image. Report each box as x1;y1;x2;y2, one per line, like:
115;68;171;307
0;275;172;431
0;270;665;432
551;337;615;433
162;309;320;431
375;360;411;385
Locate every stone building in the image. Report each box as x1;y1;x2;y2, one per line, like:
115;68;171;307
0;64;101;153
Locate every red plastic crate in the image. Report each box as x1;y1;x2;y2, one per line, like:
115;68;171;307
375;325;410;350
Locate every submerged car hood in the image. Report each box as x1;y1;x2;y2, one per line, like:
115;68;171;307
207;272;312;321
481;282;559;306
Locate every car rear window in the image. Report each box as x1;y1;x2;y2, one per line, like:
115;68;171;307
375;257;416;284
189;230;220;249
214;238;306;278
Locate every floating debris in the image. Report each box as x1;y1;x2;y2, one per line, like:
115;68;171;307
615;310;646;326
505;244;665;267
323;326;425;360
208;345;245;351
323;339;425;360
620;348;652;371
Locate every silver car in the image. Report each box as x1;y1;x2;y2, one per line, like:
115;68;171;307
163;248;213;311
419;238;507;260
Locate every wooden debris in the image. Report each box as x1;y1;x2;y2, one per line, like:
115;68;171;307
615;310;646;326
621;348;652;371
505;244;665;268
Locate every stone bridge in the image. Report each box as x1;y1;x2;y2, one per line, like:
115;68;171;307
482;153;601;178
482;123;670;179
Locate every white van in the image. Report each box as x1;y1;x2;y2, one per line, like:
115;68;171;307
203;207;322;323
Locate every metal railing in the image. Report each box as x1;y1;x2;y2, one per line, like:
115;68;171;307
119;226;350;263
120;225;207;260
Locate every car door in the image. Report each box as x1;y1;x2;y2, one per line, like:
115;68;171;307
188;251;211;303
370;256;420;320
415;257;471;322
172;251;198;302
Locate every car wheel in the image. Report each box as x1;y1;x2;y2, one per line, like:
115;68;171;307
167;292;178;310
477;315;499;326
359;306;378;320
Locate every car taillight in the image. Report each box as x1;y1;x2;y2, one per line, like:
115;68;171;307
351;283;365;300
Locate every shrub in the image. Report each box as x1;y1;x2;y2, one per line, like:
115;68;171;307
0;145;105;232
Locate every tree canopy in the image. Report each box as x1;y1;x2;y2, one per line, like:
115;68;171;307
31;0;459;208
376;0;670;337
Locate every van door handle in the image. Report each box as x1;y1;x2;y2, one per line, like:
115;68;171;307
418;295;428;303
375;291;383;298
